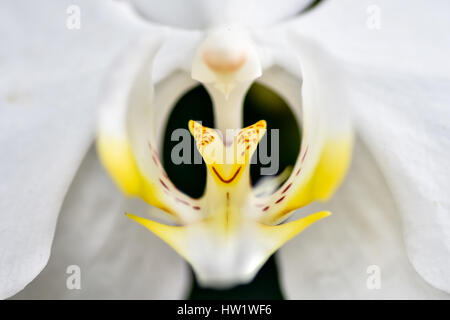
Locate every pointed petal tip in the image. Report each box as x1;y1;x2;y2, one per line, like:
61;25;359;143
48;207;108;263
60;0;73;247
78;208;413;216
261;210;332;248
125;212;154;228
124;212;134;218
285;210;332;231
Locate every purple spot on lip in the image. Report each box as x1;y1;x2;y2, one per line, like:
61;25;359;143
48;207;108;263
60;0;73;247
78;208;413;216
159;179;169;190
282;183;292;194
152;154;159;166
301;145;309;163
275;196;285;204
176;198;189;205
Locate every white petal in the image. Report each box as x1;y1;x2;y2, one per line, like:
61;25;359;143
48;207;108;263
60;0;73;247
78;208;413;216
287;0;450;77
278;138;449;299
276;0;450;293
126;0;312;29
347;68;450;293
0;0;148;299
12;147;190;299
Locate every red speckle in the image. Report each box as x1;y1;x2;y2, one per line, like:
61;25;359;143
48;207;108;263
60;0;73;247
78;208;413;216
263;206;270;211
193;206;201;210
176;198;189;205
282;183;292;194
301;145;309;163
152;154;159;166
159;179;169;190
296;168;302;176
275;196;285;204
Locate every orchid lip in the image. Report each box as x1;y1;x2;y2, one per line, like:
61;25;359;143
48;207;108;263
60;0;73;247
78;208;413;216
96;34;353;289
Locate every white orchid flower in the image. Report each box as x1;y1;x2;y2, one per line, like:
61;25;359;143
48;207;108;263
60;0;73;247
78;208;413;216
1;0;449;299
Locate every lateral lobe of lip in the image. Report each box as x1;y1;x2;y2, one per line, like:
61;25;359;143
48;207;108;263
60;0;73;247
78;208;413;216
212;166;241;183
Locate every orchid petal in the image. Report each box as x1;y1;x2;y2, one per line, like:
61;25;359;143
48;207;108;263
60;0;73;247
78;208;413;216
287;0;450;78
13;148;189;299
0;0;143;299
280;0;450;293
278;138;449;299
348;68;450;294
127;0;312;29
